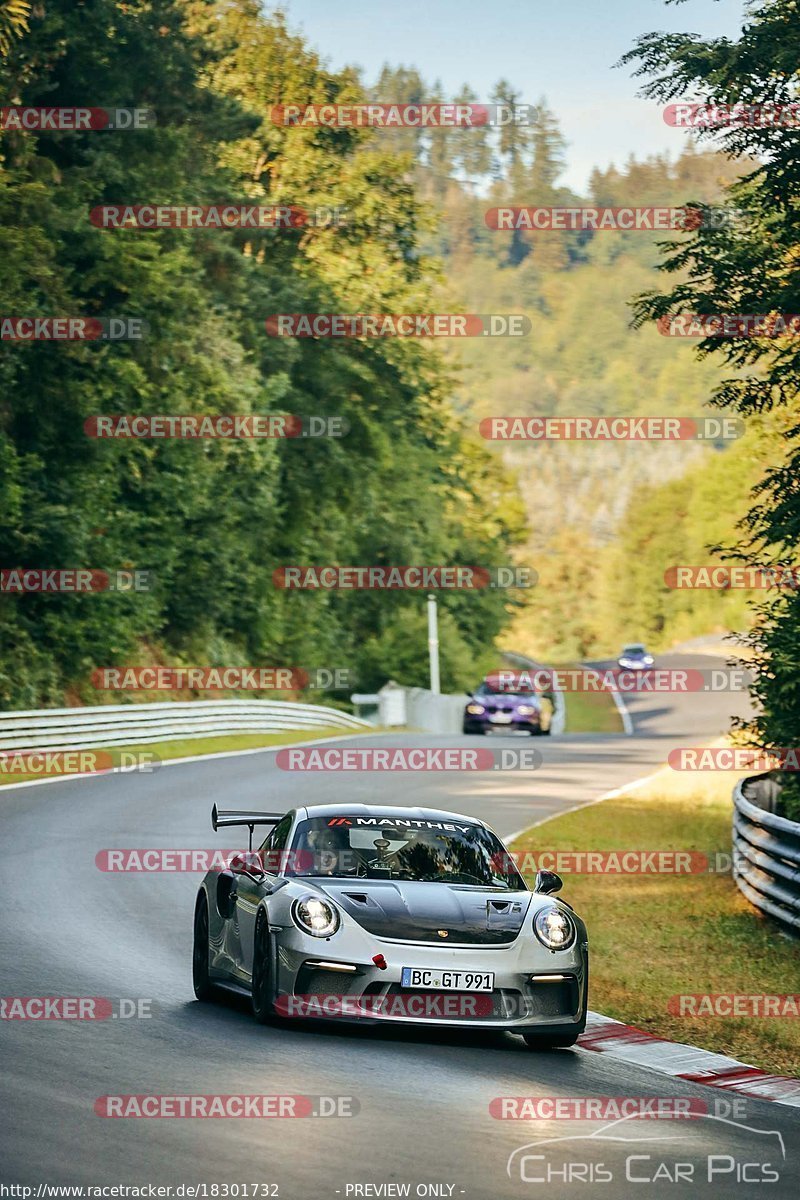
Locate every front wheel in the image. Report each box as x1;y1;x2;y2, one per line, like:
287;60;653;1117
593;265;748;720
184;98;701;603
192;894;215;1002
251;911;274;1024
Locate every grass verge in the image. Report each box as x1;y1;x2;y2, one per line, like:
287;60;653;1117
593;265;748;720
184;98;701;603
510;763;800;1076
0;727;362;787
561;689;624;735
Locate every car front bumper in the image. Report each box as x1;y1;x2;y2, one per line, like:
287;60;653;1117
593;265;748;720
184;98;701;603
463;714;543;734
271;927;588;1030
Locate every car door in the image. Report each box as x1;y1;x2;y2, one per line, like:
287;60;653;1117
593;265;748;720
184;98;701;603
237;811;295;977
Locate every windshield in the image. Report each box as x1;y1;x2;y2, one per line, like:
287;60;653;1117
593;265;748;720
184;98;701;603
287;815;526;889
622;645;645;656
476;681;538;699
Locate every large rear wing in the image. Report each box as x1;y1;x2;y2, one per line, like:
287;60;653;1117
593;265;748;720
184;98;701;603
211;804;284;848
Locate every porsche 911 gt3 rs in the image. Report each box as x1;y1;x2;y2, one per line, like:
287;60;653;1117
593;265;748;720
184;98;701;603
192;802;588;1048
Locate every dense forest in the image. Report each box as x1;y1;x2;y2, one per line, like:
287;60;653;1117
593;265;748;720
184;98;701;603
0;0;527;706
354;64;782;662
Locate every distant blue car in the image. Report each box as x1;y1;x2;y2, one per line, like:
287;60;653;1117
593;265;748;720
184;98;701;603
617;643;654;671
463;680;552;736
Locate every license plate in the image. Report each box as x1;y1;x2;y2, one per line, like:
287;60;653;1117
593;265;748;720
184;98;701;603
489;712;512;724
401;968;494;992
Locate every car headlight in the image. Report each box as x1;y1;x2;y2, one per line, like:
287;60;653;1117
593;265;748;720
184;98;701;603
517;704;536;716
643;656;654;665
466;704;485;715
533;906;576;950
292;895;340;938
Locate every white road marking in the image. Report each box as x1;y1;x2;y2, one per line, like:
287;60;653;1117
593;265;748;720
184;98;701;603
0;731;371;793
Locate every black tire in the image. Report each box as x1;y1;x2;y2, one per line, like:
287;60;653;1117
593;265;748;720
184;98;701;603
521;1028;581;1049
192;894;215;1002
251;910;274;1024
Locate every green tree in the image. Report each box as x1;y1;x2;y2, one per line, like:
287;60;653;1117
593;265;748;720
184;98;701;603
0;0;525;707
622;0;800;788
0;0;28;57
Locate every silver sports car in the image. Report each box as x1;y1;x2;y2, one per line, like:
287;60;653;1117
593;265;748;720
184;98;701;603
193;802;588;1048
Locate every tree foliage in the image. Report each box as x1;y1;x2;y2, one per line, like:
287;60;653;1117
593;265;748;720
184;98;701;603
0;0;524;706
621;0;800;784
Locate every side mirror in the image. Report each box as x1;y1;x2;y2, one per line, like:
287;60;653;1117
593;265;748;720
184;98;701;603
229;850;263;875
534;869;563;895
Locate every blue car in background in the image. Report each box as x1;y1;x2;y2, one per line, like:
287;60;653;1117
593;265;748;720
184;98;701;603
463;679;552;736
617;643;654;671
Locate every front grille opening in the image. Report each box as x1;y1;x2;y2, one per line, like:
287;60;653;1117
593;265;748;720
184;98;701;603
525;977;579;1019
295;965;357;997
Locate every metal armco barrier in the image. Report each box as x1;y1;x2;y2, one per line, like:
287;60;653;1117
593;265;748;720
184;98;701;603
0;699;369;754
733;773;800;932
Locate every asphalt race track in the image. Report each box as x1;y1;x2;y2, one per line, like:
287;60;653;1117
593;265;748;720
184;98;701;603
2;655;797;1198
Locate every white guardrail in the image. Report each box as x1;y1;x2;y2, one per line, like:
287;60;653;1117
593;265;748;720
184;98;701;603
0;700;369;753
733;773;800;933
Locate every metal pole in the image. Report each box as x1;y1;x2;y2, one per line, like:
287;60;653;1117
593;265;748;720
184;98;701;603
427;593;440;694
